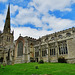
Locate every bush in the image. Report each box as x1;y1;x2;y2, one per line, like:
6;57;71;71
58;57;67;63
35;66;38;69
38;60;44;64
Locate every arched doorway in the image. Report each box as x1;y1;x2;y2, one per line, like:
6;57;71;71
17;41;23;56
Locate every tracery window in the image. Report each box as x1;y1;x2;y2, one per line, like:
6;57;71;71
35;51;39;57
49;43;56;56
58;41;68;55
50;48;56;56
35;47;39;57
7;36;10;42
17;41;23;56
42;49;47;56
41;45;47;57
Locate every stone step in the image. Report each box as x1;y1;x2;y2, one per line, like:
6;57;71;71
15;61;22;64
16;58;22;59
15;59;22;61
15;58;22;60
14;56;23;64
15;62;21;64
15;60;21;62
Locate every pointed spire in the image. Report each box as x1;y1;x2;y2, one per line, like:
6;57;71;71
3;4;11;33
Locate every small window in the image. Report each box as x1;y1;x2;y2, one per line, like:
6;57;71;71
58;35;62;39
42;49;47;56
51;37;55;40
7;36;10;42
66;33;71;37
50;48;56;56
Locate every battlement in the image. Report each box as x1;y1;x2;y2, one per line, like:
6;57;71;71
41;27;75;39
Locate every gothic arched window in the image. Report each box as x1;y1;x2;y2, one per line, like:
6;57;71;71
58;41;68;55
17;41;23;56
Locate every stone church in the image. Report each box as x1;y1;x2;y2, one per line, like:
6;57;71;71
0;4;75;64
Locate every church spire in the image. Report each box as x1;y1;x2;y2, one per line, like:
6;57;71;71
3;4;11;33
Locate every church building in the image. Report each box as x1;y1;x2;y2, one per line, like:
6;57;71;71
0;4;75;64
15;27;75;64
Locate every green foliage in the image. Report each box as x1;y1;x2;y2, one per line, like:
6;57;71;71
38;60;44;64
58;57;67;63
35;66;38;69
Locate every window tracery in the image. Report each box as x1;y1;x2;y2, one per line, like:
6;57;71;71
49;43;56;56
58;41;68;55
17;41;23;56
35;47;39;57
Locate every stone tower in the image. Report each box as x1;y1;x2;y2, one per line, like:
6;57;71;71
2;4;14;47
0;4;14;65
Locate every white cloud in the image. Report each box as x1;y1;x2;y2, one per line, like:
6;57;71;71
0;0;7;2
11;4;43;27
42;15;75;31
11;4;75;28
10;4;19;15
10;3;75;40
0;14;6;31
12;27;54;40
28;0;73;12
72;0;75;3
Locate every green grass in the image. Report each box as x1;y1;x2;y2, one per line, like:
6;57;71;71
0;63;75;75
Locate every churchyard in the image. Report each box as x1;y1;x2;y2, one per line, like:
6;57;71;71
0;63;75;75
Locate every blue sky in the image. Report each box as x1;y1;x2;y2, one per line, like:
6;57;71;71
0;0;75;40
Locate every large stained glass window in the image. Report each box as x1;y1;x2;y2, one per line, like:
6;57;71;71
18;41;23;56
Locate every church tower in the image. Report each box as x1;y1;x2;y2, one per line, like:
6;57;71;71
3;4;11;33
1;4;14;47
0;4;14;65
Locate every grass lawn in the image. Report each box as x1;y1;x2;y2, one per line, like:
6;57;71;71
0;63;75;75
